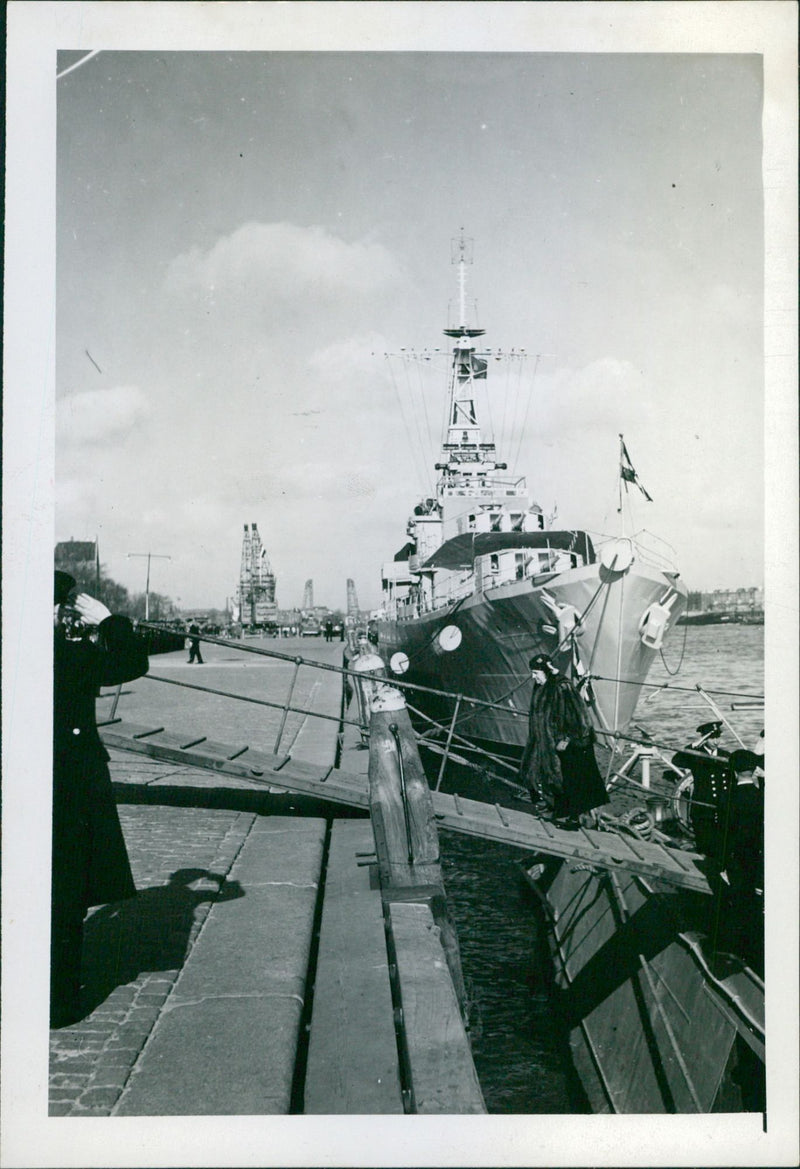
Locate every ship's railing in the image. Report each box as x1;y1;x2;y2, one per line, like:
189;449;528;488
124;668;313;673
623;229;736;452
591;528;680;575
439;477;528;496
431;576;475;608
478;549;587;590
387;544;588;616
388;574;474;618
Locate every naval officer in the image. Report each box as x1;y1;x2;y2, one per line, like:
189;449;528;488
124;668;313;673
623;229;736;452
51;571;149;1027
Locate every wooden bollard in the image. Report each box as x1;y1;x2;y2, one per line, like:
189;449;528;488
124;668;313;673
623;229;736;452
368;687;468;1017
350;644;387;744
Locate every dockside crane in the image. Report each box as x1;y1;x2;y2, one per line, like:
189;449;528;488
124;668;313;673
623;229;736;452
237;522;277;629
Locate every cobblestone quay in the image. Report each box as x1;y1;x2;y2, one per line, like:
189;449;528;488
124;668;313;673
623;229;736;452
49;636;350;1117
48;794;257;1115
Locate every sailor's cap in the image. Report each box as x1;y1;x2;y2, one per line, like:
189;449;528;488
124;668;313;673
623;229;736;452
54;570;77;605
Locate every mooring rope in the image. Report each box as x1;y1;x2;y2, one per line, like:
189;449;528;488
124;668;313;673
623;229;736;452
587;674;763;701
658;613;690;676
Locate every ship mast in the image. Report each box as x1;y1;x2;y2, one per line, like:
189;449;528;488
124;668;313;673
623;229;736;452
456;232;469;328
436;233;506;488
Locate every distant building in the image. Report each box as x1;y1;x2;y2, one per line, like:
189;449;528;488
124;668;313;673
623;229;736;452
705;587;764;612
276;609;302;625
54;538;100;588
686;586;764;616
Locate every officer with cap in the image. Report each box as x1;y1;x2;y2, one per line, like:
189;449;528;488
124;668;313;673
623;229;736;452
51;571;149;1027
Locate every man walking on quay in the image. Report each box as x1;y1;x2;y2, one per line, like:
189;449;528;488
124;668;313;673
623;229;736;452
518;653;608;828
187;621;204;664
51;571;150;1027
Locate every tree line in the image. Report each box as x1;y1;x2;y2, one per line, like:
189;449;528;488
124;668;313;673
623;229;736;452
54;554;179;623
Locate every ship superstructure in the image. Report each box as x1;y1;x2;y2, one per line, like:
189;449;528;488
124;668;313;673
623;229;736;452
375;237;687;751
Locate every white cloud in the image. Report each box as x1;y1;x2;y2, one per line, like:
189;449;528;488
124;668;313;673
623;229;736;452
535;357;654;440
307;332;387;380
56;385;150;447
165;222;401;305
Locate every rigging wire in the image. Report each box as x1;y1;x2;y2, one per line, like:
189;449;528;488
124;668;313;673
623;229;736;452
482;352;496;449
498;352;511;459
403;355;433;497
588;674;764;700
439;348;452;457
502;353;523;470
413;354;437;478
386;356;430;498
511;355;540;477
512;353;528;470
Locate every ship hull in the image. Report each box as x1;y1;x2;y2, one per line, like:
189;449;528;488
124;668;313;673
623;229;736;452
376;558;687;750
529;860;765;1113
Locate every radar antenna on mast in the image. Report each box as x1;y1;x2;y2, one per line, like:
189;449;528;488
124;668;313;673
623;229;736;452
444;232;485;339
452;230;473;329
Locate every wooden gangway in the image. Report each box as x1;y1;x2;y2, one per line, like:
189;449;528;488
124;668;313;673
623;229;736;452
100;718;711;895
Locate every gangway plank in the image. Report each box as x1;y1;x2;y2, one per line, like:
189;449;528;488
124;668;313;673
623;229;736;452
100;721;710;895
429;789;710;894
100;719;370;808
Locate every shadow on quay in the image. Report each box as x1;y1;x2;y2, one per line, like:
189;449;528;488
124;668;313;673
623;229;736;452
113;781;368;821
79;869;244;1018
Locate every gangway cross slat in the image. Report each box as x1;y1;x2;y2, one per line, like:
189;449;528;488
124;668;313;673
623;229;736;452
101;721;711;895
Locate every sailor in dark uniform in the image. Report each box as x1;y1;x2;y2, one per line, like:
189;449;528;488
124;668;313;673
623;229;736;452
51;571;149;1027
187;622;204;664
671;722;730;861
721;749;764;902
713;748;765;971
518;653;607;827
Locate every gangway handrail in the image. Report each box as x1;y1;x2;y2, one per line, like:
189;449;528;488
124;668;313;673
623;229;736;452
136;622;529;720
139;671;365;733
131;623;746;788
133;668;523;780
138;623;764;707
128;623;531;783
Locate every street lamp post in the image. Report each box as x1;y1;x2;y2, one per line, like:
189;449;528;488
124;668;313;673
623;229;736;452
127;552;171;621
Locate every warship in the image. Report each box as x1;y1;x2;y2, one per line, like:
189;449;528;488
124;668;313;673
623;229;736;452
374;236;688;756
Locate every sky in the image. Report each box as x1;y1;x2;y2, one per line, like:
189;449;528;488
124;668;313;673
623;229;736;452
55;48;765;611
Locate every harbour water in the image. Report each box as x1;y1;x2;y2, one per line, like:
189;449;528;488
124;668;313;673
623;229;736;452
438;623;764;1113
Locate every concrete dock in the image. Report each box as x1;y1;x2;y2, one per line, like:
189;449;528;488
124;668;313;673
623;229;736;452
49;636;483;1116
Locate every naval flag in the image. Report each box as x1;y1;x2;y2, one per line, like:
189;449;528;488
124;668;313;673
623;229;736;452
457;352;488;380
470;354;488;379
619;436;653;502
